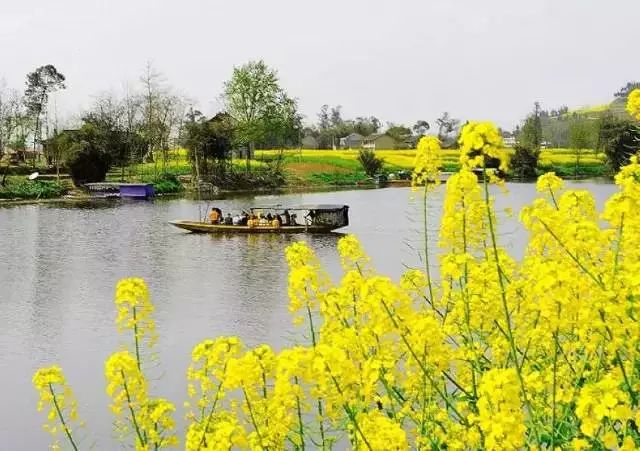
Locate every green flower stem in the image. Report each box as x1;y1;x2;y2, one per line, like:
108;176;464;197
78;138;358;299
121;370;146;448
481;166;538;444
242;386;267;450
294;376;306;451
132;306;141;372
304;290;327;449
197;378;225;450
48;383;79;451
422;185;435;305
380;300;467;425
325;367;373;451
551;327;559;448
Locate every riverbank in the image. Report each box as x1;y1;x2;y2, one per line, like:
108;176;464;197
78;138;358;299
0;180;380;207
0;147;611;205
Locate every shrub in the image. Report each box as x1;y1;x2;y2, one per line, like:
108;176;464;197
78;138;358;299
509;143;540;179
68;146;111;185
357;148;384;177
151;173;183;194
598;113;640;173
0;180;68;199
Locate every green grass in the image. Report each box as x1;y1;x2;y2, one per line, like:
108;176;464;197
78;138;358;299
0;177;69;199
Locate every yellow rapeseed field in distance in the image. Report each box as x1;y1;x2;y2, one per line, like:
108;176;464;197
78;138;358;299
256;147;602;171
126;147;604;181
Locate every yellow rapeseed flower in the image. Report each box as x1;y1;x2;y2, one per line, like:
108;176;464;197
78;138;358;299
114;277;157;358
412;135;442;188
458;120;507;172
626;88;640;121
33;366;82;450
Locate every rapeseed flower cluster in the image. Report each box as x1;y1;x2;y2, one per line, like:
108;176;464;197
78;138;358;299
35;119;640;449
627;88;640;121
115;277;157;364
458;121;507;172
412;135;442;188
32;366;81;450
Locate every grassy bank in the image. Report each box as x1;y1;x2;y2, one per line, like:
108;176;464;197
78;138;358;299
0;176;70;200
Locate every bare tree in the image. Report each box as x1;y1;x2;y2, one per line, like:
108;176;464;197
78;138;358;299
122;84;143;180
139;62;186;176
0;81;21;159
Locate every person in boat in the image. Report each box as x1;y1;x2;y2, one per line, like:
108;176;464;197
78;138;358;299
240;212;249;226
208;207;221;224
290;213;298;225
224;213;233;225
258;214;268;226
305;210;316;225
283;210;291;226
266;213;273;221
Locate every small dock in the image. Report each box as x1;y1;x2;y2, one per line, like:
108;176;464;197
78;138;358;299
84;183;155;199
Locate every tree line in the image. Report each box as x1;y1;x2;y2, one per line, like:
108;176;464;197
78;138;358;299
0;59;469;184
1;61;638;185
0;60;304;184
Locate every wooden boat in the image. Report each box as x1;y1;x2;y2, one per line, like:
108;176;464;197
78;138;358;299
169;204;349;234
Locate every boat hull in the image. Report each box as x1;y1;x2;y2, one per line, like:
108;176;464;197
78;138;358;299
169;220;340;234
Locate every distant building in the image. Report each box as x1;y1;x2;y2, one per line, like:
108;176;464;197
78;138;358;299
301;135;318;149
362;134;399;150
339;133;364;149
5;147;44;164
503;136;516;147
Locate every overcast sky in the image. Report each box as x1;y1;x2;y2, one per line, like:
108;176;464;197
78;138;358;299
1;0;638;129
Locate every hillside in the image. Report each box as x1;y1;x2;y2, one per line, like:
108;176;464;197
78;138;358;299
541;97;633;147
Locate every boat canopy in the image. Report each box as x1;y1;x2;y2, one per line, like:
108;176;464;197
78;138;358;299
249;204;349;228
250;204;348;211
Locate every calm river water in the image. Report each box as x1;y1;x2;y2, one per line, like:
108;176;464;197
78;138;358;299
0;182;617;449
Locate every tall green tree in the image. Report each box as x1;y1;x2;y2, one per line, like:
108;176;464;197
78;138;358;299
569;117;598;176
223;60;299;170
512;103;544;179
353;116;380;136
24;65;66;166
598;113;640;172
518;102;543;148
386;123;412;144
317;104;330;130
183;111;234;181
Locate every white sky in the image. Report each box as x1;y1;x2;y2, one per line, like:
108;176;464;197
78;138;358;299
1;0;638;129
